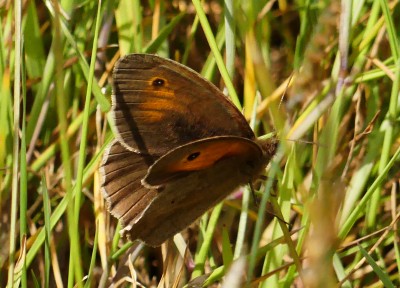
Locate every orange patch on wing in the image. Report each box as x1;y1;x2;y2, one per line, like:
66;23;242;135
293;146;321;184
138;110;165;122
137;100;175;111
166;141;255;172
134;100;186;122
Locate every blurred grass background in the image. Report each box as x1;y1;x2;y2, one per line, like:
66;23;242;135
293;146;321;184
2;0;400;287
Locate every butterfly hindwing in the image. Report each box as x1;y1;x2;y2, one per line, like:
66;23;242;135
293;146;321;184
142;136;265;187
100;140;158;229
128;138;264;246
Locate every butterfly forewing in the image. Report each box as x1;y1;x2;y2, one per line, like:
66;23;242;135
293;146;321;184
112;54;255;156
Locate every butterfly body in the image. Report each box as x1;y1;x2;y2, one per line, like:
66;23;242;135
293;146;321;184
100;54;277;246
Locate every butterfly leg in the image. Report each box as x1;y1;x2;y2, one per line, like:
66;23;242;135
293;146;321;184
249;183;260;206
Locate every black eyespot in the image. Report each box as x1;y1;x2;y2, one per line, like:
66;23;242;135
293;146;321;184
152;78;165;86
187;152;200;161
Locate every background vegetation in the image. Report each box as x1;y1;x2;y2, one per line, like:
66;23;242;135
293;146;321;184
1;0;399;287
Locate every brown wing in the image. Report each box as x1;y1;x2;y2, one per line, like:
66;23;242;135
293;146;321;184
111;54;254;157
128;137;269;246
99;140;158;229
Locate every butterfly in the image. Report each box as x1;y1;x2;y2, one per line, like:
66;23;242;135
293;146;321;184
100;54;277;246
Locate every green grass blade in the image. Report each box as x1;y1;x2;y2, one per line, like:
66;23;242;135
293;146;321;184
192;202;223;278
115;0;143;54
144;12;185;53
221;228;234;271
42;175;51;288
84;222;99;288
74;0;103;240
358;244;395;288
192;0;240;108
339;145;400;239
379;0;399;60
25;134;113;267
20;43;28;288
7;0;22;285
247;154;280;285
368;58;400;227
233;186;250;259
182;15;200;65
224;0;235;77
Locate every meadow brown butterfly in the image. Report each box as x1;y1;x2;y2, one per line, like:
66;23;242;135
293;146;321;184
100;54;277;246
